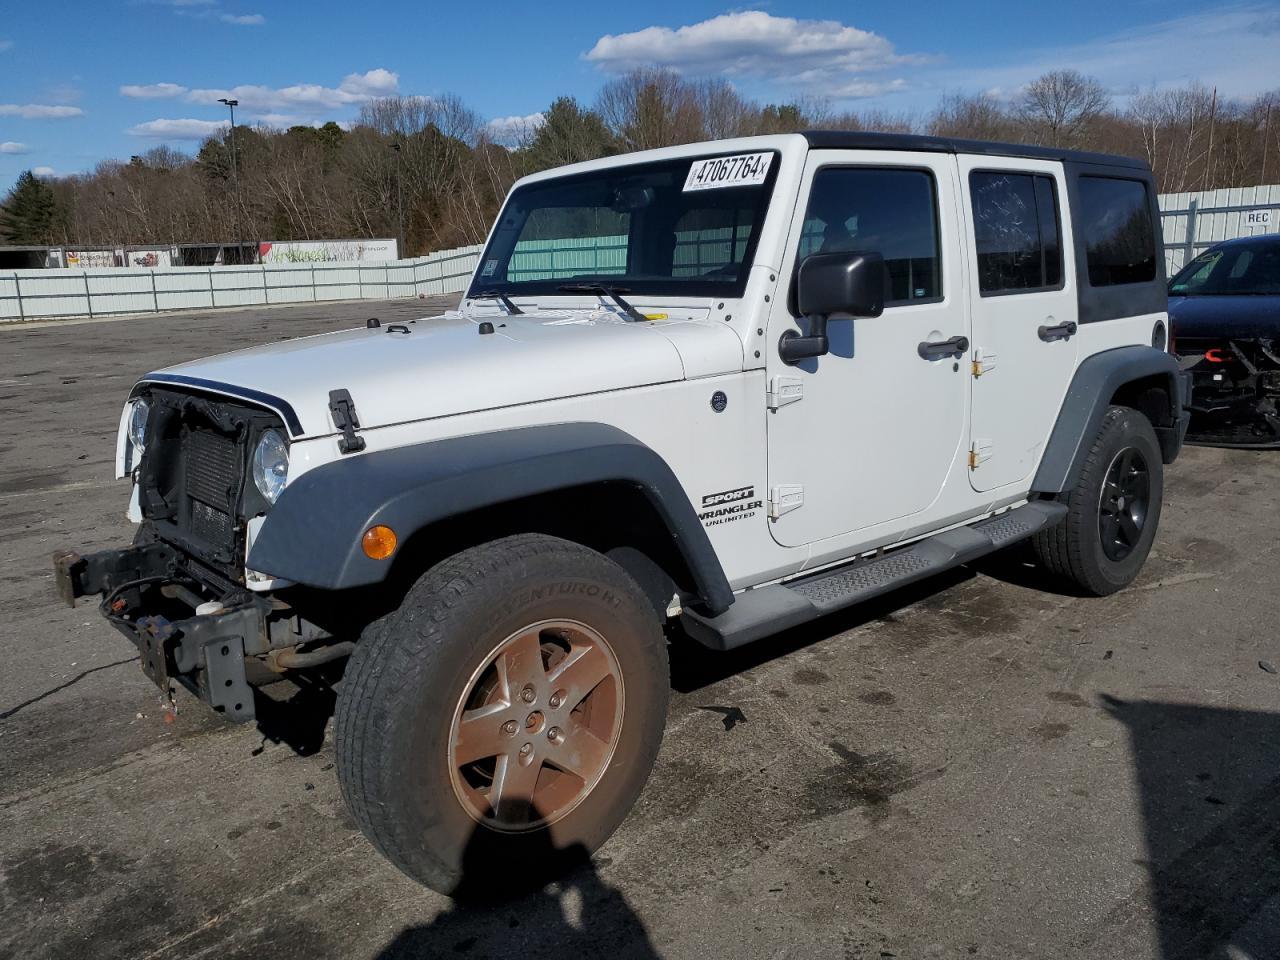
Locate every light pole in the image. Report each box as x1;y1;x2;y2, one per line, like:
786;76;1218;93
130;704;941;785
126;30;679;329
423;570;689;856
391;141;405;258
218;97;241;261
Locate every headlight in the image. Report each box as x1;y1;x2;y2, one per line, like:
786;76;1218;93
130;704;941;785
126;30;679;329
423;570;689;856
128;399;150;457
252;429;289;504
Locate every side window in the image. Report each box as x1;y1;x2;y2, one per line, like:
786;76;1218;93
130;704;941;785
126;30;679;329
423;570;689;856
970;172;1063;294
508;207;629;282
1078;177;1157;287
799;167;942;306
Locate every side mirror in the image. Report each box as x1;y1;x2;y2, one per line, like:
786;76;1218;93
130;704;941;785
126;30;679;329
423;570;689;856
780;251;886;365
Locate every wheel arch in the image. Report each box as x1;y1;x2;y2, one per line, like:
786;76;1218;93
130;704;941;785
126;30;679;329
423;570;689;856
1032;345;1189;496
247;423;734;616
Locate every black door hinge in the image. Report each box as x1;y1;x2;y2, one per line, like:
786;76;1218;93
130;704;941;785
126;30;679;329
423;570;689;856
328;389;366;454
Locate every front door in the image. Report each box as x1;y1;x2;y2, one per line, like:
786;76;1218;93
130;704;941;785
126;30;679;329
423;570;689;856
765;151;969;549
957;156;1079;492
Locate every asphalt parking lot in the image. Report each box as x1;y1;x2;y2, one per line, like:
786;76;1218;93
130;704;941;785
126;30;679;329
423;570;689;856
1;298;1278;960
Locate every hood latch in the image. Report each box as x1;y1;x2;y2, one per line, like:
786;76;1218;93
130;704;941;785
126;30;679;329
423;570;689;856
328;389;366;454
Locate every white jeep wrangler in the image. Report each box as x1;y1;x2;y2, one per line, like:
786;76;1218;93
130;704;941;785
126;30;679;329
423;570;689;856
56;132;1188;895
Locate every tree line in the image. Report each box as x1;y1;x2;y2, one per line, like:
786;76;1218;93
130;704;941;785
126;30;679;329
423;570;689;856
3;68;1278;256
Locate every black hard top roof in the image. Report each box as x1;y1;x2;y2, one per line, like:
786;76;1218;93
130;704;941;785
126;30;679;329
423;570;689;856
801;130;1149;171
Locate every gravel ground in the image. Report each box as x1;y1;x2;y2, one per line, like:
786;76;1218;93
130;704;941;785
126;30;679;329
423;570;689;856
1;298;1277;960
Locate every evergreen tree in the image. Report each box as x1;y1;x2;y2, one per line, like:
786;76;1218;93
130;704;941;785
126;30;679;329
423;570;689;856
0;170;61;245
521;98;617;171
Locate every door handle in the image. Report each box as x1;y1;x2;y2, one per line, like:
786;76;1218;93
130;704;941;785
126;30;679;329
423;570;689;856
1038;320;1077;342
917;335;969;360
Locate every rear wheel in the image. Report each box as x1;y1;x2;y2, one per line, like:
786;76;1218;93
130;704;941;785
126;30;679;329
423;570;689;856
1032;405;1164;596
335;534;668;896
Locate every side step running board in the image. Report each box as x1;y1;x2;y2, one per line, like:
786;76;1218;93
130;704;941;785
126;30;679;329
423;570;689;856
681;500;1066;651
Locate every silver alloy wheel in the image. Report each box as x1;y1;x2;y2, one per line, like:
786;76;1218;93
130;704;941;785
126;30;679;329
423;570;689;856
448;619;625;833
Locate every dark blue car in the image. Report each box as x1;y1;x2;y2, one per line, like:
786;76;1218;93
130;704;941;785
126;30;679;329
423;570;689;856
1169;233;1280;446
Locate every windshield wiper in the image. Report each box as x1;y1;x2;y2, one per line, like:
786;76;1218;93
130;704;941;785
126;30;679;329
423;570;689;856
557;283;647;323
472;290;524;315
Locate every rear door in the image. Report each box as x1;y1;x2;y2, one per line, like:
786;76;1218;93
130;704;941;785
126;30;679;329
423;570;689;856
958;157;1079;491
765;150;969;548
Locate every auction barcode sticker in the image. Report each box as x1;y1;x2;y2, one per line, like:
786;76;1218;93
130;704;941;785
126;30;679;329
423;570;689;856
684;153;773;191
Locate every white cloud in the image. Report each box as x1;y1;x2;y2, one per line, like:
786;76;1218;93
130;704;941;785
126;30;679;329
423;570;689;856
0;141;30;154
128;117;228;140
586;11;921;95
32;166;55;177
884;3;1280;111
186;68;399;113
0;103;84;119
220;13;264;25
330;68;398;98
824;79;909;99
121;82;188;99
486;112;544;145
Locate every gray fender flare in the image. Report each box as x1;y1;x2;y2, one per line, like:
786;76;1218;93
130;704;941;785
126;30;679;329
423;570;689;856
1031;345;1190;496
246;422;734;614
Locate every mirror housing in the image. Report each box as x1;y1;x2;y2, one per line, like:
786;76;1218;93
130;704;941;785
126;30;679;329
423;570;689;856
780;251;886;365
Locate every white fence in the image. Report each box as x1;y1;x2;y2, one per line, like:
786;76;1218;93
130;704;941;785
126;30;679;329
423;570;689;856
0;243;481;322
1159;184;1280;275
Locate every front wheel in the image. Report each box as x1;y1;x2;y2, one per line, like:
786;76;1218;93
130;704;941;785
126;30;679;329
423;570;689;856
1032;405;1164;596
335;534;668;896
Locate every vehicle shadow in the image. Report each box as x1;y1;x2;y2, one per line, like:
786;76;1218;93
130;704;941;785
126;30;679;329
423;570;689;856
668;567;974;694
969;539;1091;597
250;662;344;756
1098;695;1280;959
375;830;662;960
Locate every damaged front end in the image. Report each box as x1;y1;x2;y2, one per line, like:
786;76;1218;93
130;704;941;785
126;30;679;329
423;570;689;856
1176;336;1280;447
53;534;348;722
54;384;351;721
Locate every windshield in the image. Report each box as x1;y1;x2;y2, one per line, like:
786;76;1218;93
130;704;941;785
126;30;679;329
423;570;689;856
1169;241;1280;296
468;151;780;299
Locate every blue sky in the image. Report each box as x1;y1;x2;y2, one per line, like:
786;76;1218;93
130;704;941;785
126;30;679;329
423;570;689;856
2;0;1278;189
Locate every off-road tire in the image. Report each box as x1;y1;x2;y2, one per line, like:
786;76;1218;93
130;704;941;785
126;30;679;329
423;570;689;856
334;534;668;896
1032;405;1163;596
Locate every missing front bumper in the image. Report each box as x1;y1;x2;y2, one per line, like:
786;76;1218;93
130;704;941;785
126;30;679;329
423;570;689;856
54;543;266;721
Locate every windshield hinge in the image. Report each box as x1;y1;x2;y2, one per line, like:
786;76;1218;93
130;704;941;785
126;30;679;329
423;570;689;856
768;484;804;520
328;389;366;454
767;376;803;410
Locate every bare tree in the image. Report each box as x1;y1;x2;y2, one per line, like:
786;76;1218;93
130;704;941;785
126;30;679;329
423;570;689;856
929;92;1019;141
1017;70;1110;147
691;78;755;140
1128;84;1217;193
596;68;706;151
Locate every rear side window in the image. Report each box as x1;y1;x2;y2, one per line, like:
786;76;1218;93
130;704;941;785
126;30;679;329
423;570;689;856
970;172;1063;294
1078;177;1157;286
799;167;941;306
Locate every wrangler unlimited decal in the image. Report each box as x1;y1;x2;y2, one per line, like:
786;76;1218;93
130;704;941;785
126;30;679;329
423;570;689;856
699;486;763;527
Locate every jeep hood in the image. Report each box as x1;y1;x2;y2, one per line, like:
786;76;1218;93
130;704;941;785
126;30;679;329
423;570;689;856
142;309;744;437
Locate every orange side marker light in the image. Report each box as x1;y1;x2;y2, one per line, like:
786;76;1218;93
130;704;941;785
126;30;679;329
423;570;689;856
362;525;398;560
